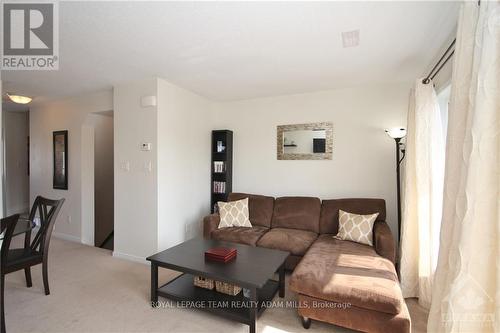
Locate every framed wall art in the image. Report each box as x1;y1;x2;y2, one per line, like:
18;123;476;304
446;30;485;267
53;130;68;190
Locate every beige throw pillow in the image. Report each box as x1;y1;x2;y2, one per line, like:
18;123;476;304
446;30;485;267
334;210;379;246
217;198;252;228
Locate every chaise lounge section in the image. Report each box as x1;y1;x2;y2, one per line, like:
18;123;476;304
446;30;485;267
203;193;410;333
289;235;409;333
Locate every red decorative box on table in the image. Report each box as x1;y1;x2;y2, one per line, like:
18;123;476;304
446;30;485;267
205;247;237;263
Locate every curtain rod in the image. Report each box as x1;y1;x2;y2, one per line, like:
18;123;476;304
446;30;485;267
422;0;481;85
422;39;456;84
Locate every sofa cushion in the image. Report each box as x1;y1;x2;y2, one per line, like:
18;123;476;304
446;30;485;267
335;210;379;246
272;197;321;233
289;234;403;315
211;226;269;246
320;198;386;234
218;198;252;228
228;193;275;228
257;228;317;256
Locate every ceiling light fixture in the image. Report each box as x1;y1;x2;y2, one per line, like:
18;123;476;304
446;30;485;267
385;127;407;139
6;93;33;104
342;30;360;48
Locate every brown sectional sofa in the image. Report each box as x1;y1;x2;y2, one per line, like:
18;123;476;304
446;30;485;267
203;193;410;333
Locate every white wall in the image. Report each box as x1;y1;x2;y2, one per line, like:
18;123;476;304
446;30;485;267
114;78;159;261
28;78;409;258
213;83;411;242
4;111;29;215
113;78;213;260
156;78;212;251
30;91;113;241
27;77;212;261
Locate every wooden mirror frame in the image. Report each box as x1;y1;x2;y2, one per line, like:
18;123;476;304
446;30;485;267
277;122;333;160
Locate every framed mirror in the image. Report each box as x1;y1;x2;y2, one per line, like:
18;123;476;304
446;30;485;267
53;130;68;190
277;122;333;160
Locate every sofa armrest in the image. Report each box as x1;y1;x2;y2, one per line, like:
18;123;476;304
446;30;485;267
373;221;396;264
203;214;220;239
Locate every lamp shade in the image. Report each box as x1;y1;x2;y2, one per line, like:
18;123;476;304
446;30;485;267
385;127;407;139
7;93;32;104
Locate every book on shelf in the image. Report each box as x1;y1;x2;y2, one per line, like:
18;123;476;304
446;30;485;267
213;181;226;193
216;141;226;153
213;161;225;173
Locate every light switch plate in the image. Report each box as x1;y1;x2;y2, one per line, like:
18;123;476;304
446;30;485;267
141;143;152;151
121;162;130;172
140;95;157;107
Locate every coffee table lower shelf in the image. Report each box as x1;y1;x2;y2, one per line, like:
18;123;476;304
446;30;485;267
156;273;279;332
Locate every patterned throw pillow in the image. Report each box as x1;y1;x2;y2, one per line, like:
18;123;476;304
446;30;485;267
217;198;252;228
334;210;379;246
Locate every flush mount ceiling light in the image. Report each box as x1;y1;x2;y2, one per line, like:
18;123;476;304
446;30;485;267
342;30;360;48
385;127;407;139
6;93;33;104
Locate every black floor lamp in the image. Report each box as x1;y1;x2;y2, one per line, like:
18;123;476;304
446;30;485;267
385;127;407;273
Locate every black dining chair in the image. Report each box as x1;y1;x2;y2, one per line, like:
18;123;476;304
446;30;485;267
1;214;21;333
1;196;64;296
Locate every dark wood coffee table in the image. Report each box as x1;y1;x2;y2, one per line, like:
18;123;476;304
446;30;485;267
146;238;289;333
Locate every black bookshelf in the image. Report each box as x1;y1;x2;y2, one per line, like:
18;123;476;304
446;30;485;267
211;130;233;213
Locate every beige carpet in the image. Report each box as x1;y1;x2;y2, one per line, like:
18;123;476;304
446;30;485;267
4;238;428;333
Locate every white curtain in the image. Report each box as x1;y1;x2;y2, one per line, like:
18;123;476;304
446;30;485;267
400;79;445;309
428;2;500;332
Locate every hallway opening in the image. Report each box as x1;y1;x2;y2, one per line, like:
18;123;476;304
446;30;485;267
3;109;30;216
89;111;114;250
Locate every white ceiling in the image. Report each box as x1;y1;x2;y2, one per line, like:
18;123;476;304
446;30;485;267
2;1;459;107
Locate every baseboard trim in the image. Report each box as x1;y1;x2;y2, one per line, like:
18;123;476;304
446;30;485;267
112;251;148;265
81;238;94;246
52;232;82;244
51;233;148;265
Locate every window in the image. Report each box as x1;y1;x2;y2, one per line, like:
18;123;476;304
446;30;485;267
437;84;451;142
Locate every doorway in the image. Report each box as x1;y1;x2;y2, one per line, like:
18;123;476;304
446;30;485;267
3;110;30;216
90;111;114;250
